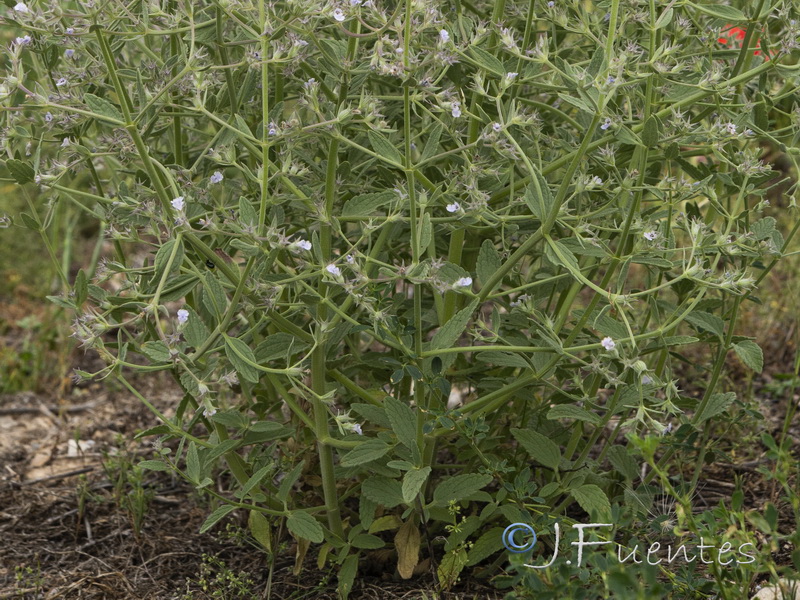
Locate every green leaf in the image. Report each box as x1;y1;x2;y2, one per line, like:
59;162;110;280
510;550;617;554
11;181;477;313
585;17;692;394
420;123;443;163
437;547;468;590
84;93;124;123
248;510;271;551
570;484;611;520
74;269;88;305
368;515;402;534
430;299;479;351
659;335;699;347
152;239;184;281
606;446;639;480
224;336;261;384
545;239;581;273
475;351;530;368
199;504;235;533
685;311;725;339
206;439;241;461
160;274;199;302
642;115;660;148
286;511;324;543
351;403;391;429
202;273;228;320
733;340;763;372
467;46;505;76
477;240;502;287
546;405;601;426
586;46;606;78
432;473;492;505
238;196;258;226
402;467;431;504
654;7;674;28
19;212;39;230
419;213;432;250
466;527;505;566
141;340;171;363
351;533;385;549
342;191;396;216
367;130;403;166
210;410;249;430
523;170;554;221
182;306;210;349
696;392;737;425
384;397;417;450
241;465;271;498
186;441;201;482
362;476;404;508
511;428;561;469
340;439;391;467
690;2;746;22
5;159;35;184
250;421;284;433
337;553;359;600
277;462;304;503
254;333;309;362
46;295;76;309
138;460;171;472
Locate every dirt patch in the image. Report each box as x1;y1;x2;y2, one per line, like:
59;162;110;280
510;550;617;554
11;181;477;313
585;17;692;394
0;372;503;599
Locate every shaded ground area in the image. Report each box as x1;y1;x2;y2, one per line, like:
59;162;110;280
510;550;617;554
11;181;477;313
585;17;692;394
0;372;502;599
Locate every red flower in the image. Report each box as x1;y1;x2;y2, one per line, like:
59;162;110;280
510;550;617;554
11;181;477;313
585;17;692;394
717;26;747;44
717;24;773;60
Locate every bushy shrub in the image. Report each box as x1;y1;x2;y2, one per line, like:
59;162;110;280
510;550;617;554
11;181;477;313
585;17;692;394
3;0;800;596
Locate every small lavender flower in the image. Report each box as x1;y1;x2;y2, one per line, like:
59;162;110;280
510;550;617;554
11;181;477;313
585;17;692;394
14;35;31;45
451;102;461;118
547;0;555;6
439;29;450;43
61;137;70;147
326;264;341;277
446;202;461;213
506;72;519;80
591;175;603;185
607;75;616;84
171;196;185;211
601;117;612;130
492;122;502;132
295;239;312;251
346;254;355;264
643;230;658;241
725;122;737;135
352;423;363;435
65;48;75;58
210;171;223;184
65;27;74;34
333;7;345;21
13;2;29;12
56;78;68;86
454;276;473;288
177;308;189;324
601;336;616;351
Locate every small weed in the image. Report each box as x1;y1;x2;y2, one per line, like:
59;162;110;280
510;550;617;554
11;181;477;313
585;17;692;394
181;553;256;600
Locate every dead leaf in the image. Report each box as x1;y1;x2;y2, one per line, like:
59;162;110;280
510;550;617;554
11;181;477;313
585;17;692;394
395;519;420;579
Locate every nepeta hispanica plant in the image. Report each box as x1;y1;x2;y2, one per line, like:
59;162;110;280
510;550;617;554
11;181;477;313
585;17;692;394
3;0;800;594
